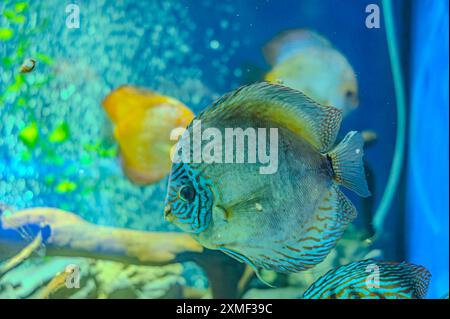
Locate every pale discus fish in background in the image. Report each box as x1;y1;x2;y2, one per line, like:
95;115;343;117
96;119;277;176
264;29;359;116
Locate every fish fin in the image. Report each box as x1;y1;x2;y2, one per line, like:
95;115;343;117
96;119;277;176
263;29;331;66
219;185;270;219
304;259;432;299
197;82;342;152
219;247;276;288
400;262;431;299
102;85;174;123
327;131;371;197
333;185;358;224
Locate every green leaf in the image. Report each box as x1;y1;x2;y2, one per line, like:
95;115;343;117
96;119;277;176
3;10;25;24
0;28;14;41
1;56;14;67
49;122;70;143
17;97;27;106
19;122;39;148
35;52;54;65
55;180;77;194
14;2;29;13
9;74;26;92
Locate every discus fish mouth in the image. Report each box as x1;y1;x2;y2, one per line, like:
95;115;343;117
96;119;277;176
164;204;175;222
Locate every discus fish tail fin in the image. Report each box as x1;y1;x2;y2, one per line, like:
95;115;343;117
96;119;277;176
327;131;371;197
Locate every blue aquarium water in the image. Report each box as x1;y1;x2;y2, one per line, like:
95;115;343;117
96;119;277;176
0;0;448;299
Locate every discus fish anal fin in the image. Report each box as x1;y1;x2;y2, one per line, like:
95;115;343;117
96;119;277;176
198;82;342;152
327;131;371;197
334;186;358;225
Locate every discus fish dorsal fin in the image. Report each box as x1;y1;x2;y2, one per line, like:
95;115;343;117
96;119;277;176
198;82;343;152
263;29;332;66
102;85;174;124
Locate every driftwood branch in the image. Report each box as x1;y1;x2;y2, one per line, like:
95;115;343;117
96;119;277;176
0;231;42;277
0;207;245;298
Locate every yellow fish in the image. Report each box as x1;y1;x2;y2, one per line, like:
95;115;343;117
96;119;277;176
102;85;194;185
264;29;358;116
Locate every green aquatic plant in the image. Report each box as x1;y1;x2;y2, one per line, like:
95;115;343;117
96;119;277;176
0;27;14;41
83;141;118;159
49;123;70;143
18;121;39;148
55;180;77;194
0;0;52;107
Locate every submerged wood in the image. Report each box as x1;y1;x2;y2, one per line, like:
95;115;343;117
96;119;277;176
0;231;42;278
0;207;245;298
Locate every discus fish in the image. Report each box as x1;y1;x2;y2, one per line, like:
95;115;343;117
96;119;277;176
264;29;358;116
303;259;431;299
102;85;194;185
164;82;370;274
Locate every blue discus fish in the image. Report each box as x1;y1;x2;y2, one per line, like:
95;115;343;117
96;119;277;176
303;259;431;299
164;82;370;275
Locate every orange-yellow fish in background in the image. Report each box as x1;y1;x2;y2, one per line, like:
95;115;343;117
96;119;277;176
102;85;194;185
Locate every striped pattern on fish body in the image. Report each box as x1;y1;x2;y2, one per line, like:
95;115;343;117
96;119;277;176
164;82;370;274
303;259;431;299
195;126;355;273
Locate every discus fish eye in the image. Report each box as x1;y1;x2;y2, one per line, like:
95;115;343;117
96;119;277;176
179;185;196;202
345;90;355;99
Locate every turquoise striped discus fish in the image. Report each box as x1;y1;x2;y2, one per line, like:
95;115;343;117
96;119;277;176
303;259;431;299
164;82;370;274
